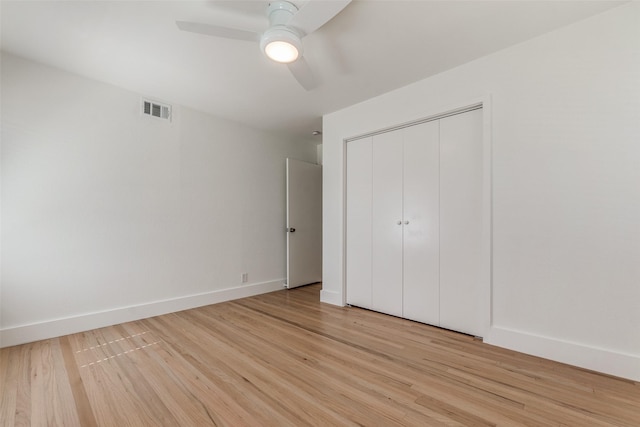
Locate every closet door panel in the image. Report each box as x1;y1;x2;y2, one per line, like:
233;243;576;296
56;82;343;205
402;121;440;325
346;137;373;308
372;131;404;317
439;109;484;337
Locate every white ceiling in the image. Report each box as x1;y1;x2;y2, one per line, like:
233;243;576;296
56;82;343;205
1;0;624;141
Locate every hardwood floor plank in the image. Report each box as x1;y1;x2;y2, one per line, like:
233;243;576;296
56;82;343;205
60;336;97;427
0;347;19;426
27;339;81;426
13;345;32;427
1;284;638;426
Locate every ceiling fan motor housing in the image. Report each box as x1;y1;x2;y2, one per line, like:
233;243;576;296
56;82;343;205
267;1;298;26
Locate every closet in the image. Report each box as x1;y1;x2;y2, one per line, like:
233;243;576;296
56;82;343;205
346;108;484;337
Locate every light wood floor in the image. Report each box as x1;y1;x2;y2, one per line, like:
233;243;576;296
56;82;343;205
1;284;638;426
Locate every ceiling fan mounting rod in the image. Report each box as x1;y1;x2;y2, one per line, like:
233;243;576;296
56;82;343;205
267;1;298;27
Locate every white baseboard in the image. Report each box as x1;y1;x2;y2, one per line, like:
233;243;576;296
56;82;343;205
0;280;285;348
320;288;344;306
486;326;640;382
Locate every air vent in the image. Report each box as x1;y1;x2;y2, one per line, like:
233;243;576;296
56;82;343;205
142;99;171;121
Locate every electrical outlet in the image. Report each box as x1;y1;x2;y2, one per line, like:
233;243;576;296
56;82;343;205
241;272;248;283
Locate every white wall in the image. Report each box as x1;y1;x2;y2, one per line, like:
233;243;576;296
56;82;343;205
0;53;317;347
322;3;640;381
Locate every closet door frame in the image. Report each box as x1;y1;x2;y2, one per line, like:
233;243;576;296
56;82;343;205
343;98;492;339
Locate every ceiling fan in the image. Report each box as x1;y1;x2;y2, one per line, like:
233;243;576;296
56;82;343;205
176;0;352;91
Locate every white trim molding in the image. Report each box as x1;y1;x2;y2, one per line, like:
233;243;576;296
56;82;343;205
0;280;284;348
486;326;640;382
320;289;344;306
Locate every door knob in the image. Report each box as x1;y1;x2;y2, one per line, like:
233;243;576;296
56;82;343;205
288;228;296;232
397;220;402;225
404;220;409;225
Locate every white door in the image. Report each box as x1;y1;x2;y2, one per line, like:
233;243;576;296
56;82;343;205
439;109;484;336
286;158;322;289
402;121;440;325
372;131;404;317
346;137;373;308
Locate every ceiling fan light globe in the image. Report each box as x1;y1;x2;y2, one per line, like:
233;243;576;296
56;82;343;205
265;41;299;63
260;26;303;64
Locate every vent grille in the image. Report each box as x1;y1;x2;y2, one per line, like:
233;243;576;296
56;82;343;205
142;99;171;121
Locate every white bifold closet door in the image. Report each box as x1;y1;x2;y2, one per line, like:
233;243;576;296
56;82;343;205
347;121;440;321
402;121;440;325
345;137;373;309
371;131;404;316
346;108;483;338
439;109;484;337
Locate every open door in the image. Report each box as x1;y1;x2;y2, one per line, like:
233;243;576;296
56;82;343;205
286;158;322;288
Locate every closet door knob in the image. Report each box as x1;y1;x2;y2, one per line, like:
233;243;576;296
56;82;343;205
404;220;409;225
397;220;402;225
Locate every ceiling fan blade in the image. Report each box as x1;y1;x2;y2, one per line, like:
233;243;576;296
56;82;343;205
176;21;259;42
287;0;352;35
288;57;317;91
